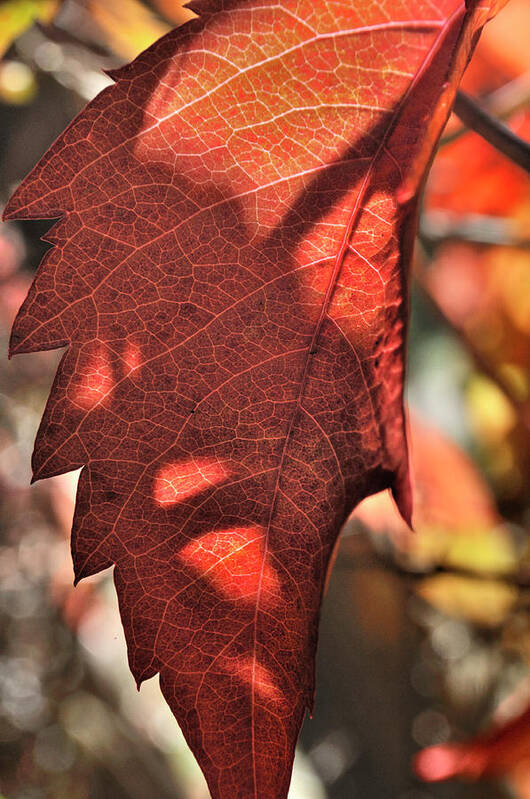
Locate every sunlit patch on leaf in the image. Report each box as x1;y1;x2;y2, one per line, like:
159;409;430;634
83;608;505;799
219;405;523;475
180;526;280;603
123;339;143;374
231;655;284;703
72;344;115;411
153;458;229;506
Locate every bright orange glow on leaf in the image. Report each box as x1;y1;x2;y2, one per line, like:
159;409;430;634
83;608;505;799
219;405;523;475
72;344;115;410
232;655;283;703
180;526;280;602
123;339;142;374
154;458;228;506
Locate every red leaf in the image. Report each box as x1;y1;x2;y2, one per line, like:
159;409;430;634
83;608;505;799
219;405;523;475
4;1;506;796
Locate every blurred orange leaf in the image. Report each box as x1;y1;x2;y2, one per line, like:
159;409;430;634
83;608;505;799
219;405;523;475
464;0;530;86
150;0;195;26
425;244;530;375
415;701;530;792
421;241;530;498
427;110;530;219
352;416;521;574
85;0;170;60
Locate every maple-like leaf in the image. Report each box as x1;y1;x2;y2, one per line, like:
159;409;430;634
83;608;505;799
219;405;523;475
4;1;507;796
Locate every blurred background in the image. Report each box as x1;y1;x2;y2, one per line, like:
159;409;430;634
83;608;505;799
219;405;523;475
0;1;529;798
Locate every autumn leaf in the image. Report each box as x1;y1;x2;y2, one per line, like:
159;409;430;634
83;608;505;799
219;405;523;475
4;1;507;796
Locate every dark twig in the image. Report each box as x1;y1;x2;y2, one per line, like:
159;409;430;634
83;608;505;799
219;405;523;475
454;90;530;173
36;21;111;58
441;74;530;146
336;523;530;588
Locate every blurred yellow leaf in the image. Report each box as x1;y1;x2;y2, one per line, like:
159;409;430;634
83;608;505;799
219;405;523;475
467;374;517;443
495;248;530;336
399;524;519;577
86;0;170;60
444;526;520;575
0;0;61;58
150;0;195;26
498;363;529;403
417;574;518;627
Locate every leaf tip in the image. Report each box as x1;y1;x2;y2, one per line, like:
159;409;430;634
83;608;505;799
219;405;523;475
73;560;95;587
8;330;23;359
3;185;29;221
30;456;50;483
2;204;16;223
392;472;414;531
31;461;48;484
103;67;121;82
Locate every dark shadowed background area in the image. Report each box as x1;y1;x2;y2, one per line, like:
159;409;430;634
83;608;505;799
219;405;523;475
0;1;529;798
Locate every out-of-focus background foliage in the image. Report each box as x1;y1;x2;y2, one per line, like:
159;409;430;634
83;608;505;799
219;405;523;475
0;1;529;797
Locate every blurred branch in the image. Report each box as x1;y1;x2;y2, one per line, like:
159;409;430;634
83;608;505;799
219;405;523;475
36;20;111;57
336;527;530;587
420;210;530;249
337;551;530;588
485;72;530;119
453;90;530;173
442;73;530;146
